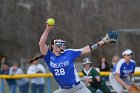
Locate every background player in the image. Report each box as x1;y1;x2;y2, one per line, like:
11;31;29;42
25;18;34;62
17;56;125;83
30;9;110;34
39;21;117;93
82;57;111;93
109;49;136;93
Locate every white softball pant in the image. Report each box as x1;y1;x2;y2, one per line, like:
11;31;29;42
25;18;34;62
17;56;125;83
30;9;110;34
109;73;131;93
53;81;91;93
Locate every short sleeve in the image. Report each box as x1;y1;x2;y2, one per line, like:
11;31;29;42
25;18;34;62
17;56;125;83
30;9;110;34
16;68;24;74
44;50;52;64
66;49;82;59
115;60;123;74
132;62;136;73
91;68;100;77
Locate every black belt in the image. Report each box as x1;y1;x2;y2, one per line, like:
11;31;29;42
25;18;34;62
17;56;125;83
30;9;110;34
61;81;80;89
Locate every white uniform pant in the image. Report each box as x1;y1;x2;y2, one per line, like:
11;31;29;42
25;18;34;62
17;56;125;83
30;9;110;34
109;73;131;93
53;81;91;93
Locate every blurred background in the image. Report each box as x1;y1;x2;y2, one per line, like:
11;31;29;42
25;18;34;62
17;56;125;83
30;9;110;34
0;0;140;66
1;0;140;93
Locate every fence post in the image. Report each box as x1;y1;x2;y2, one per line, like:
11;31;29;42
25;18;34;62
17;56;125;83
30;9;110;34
0;79;1;93
47;78;51;93
1;79;4;93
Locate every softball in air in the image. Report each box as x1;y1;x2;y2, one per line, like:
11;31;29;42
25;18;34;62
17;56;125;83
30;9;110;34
47;18;55;26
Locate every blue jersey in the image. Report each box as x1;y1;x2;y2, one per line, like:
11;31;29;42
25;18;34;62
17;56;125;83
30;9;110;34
1;69;17;86
44;49;82;87
113;58;136;79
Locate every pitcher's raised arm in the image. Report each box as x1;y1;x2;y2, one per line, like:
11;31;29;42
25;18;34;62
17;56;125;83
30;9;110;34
39;24;54;55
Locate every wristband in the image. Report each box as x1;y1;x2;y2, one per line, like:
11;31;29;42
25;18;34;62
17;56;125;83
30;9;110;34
89;43;99;51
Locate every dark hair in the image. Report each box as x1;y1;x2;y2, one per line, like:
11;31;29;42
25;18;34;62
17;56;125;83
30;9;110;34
100;57;107;63
50;39;55;51
99;56;110;71
3;63;9;66
28;54;44;63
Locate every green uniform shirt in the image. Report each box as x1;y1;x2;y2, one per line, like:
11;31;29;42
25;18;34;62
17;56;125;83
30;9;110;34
82;67;99;78
82;67;101;84
82;67;111;93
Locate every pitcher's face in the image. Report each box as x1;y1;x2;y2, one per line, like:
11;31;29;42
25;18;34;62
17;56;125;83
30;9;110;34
53;39;66;53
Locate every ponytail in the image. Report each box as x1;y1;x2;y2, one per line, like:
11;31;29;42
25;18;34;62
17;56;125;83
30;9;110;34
28;54;44;63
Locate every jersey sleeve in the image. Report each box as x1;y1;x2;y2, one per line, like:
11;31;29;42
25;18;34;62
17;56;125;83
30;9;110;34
81;69;85;76
27;66;35;74
9;67;15;75
91;68;100;78
16;68;24;74
132;61;136;73
66;49;82;59
115;60;123;74
39;64;46;73
44;50;51;64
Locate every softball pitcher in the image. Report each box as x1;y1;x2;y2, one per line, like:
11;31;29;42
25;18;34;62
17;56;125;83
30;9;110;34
109;49;136;93
39;21;118;93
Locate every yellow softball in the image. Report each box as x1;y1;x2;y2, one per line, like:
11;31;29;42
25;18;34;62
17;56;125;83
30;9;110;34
47;18;55;26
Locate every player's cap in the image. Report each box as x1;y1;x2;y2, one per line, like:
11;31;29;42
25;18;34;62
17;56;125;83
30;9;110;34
83;58;92;65
122;49;133;56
